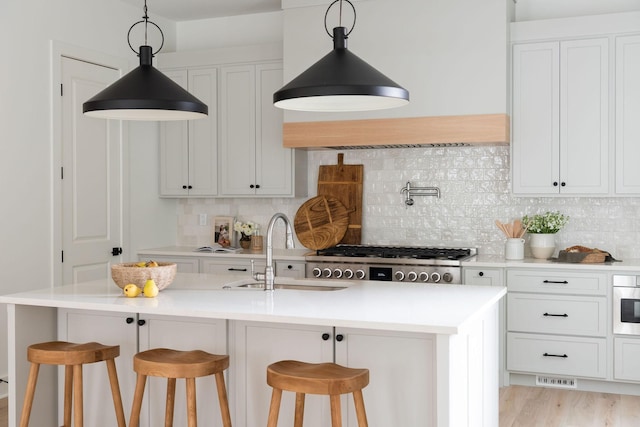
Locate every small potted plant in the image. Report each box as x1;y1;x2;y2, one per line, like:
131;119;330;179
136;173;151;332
234;221;256;249
521;211;569;259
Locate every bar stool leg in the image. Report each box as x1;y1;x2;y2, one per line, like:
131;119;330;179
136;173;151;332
63;365;73;427
165;378;176;427
105;358;127;427
214;371;233;427
352;390;369;427
186;377;197;427
266;388;283;427
294;392;305;427
18;363;39;427
129;373;147;427
73;364;83;427
329;394;342;427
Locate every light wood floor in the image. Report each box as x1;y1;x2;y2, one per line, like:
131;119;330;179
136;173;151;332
500;386;640;427
1;388;640;426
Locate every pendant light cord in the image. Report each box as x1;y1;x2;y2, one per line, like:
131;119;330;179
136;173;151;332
324;0;356;38
127;0;164;55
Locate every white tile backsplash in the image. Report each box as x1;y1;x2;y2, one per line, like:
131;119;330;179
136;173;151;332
177;146;640;258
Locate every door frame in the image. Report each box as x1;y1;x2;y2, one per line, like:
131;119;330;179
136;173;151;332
50;40;130;286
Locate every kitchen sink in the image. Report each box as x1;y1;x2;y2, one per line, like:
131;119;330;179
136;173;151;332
224;278;348;291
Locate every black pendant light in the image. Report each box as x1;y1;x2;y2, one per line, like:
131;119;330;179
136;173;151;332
83;1;207;121
274;0;409;112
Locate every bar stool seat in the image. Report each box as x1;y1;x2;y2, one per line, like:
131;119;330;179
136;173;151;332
266;360;369;427
129;348;232;427
19;341;126;427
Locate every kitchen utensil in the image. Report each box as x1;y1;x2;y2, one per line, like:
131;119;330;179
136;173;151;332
294;195;349;250
317;153;363;244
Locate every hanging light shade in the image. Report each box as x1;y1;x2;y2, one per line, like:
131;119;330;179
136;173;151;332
274;1;409;112
83;2;207;121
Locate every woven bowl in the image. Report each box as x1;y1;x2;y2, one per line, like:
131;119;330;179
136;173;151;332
111;262;177;291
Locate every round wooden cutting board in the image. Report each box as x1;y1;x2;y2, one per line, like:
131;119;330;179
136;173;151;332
294;195;349;250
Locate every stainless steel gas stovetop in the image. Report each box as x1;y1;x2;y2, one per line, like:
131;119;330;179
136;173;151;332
305;245;477;284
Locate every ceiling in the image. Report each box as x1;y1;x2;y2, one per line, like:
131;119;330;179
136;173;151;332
118;0;282;21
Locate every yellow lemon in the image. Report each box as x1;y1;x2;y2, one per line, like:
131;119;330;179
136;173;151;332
123;284;141;298
143;279;159;298
135;262;146;267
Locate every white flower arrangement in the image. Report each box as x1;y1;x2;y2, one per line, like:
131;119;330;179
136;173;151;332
522;211;569;234
234;221;256;236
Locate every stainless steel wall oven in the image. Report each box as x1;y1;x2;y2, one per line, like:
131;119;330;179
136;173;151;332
613;275;640;335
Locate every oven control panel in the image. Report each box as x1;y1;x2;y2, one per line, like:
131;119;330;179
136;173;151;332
305;262;461;284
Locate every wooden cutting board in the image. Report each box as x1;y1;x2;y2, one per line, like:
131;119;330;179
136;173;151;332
294;195;349;250
317;153;363;244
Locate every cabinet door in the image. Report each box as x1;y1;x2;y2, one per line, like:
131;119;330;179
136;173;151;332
560;38;609;194
138;315;228;426
275;260;306;279
160;70;190;196
200;258;266;276
58;309;138;427
187;68;218;196
614;337;640;382
255;63;293;196
512;42;560;194
463;267;503;286
231;321;333;427
220;65;257;195
616;34;640;194
334;328;436;427
138;255;199;273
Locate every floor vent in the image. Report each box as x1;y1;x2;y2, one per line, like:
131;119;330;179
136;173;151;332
536;375;577;389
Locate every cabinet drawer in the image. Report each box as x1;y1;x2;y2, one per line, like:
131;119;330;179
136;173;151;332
200;259;265;276
138;255;199;273
614;338;640;382
275;261;305;279
507;269;607;295
507;293;606;336
463;267;504;286
507;332;606;378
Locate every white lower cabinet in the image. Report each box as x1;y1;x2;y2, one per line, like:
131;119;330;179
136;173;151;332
137;255;200;274
614;337;640;382
230;321;435;427
58;309;227;427
506;269;607;381
200;257;266;276
463;267;504;286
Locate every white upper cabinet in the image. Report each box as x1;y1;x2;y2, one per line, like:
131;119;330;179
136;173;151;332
512;38;609;195
615;34;640;194
219;63;297;196
160;68;218;197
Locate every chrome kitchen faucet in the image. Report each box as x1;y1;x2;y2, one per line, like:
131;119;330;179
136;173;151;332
253;213;295;291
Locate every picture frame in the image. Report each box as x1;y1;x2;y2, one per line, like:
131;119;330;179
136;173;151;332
212;216;235;247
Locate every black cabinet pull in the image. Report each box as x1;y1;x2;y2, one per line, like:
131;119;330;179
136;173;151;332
250;184;255;189
137;319;146;326
228;268;247;272
543;280;569;284
543;352;568;358
478;272;484;277
335;334;344;342
182;185;187;189
287;265;293;270
256;184;260;189
126;317;134;324
561;182;566;187
111;247;123;256
553;182;559;187
543;313;568;317
188;185;193;189
322;333;331;341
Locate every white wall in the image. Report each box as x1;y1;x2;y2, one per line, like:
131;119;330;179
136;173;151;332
0;0;178;397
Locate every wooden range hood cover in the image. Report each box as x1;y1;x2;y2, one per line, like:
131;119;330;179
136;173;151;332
283;113;510;149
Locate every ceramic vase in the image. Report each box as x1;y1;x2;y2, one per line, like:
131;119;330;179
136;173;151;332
239;233;251;249
528;233;556;259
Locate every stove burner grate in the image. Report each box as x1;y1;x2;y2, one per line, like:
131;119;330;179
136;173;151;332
315;245;473;261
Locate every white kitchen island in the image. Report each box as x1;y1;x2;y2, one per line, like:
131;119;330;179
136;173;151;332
1;273;505;427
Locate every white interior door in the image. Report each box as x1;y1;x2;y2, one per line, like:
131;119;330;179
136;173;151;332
61;57;123;284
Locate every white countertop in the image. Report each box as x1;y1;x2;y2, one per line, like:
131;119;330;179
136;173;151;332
0;273;505;336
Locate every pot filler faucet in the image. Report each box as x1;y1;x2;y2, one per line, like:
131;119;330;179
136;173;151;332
253;213;295;291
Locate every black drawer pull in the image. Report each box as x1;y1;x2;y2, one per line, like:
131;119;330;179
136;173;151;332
543;313;568;317
543;352;568;358
543;280;569;284
228;268;248;272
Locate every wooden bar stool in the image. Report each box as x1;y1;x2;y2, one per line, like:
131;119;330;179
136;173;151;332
19;341;126;427
129;348;232;427
266;360;369;427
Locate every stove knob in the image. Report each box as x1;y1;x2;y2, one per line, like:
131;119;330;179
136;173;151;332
431;272;441;283
394;271;405;281
418;272;430;282
333;269;343;279
407;271;418;282
355;269;366;280
343;269;354;279
312;267;322;278
442;272;453;283
323;268;332;278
